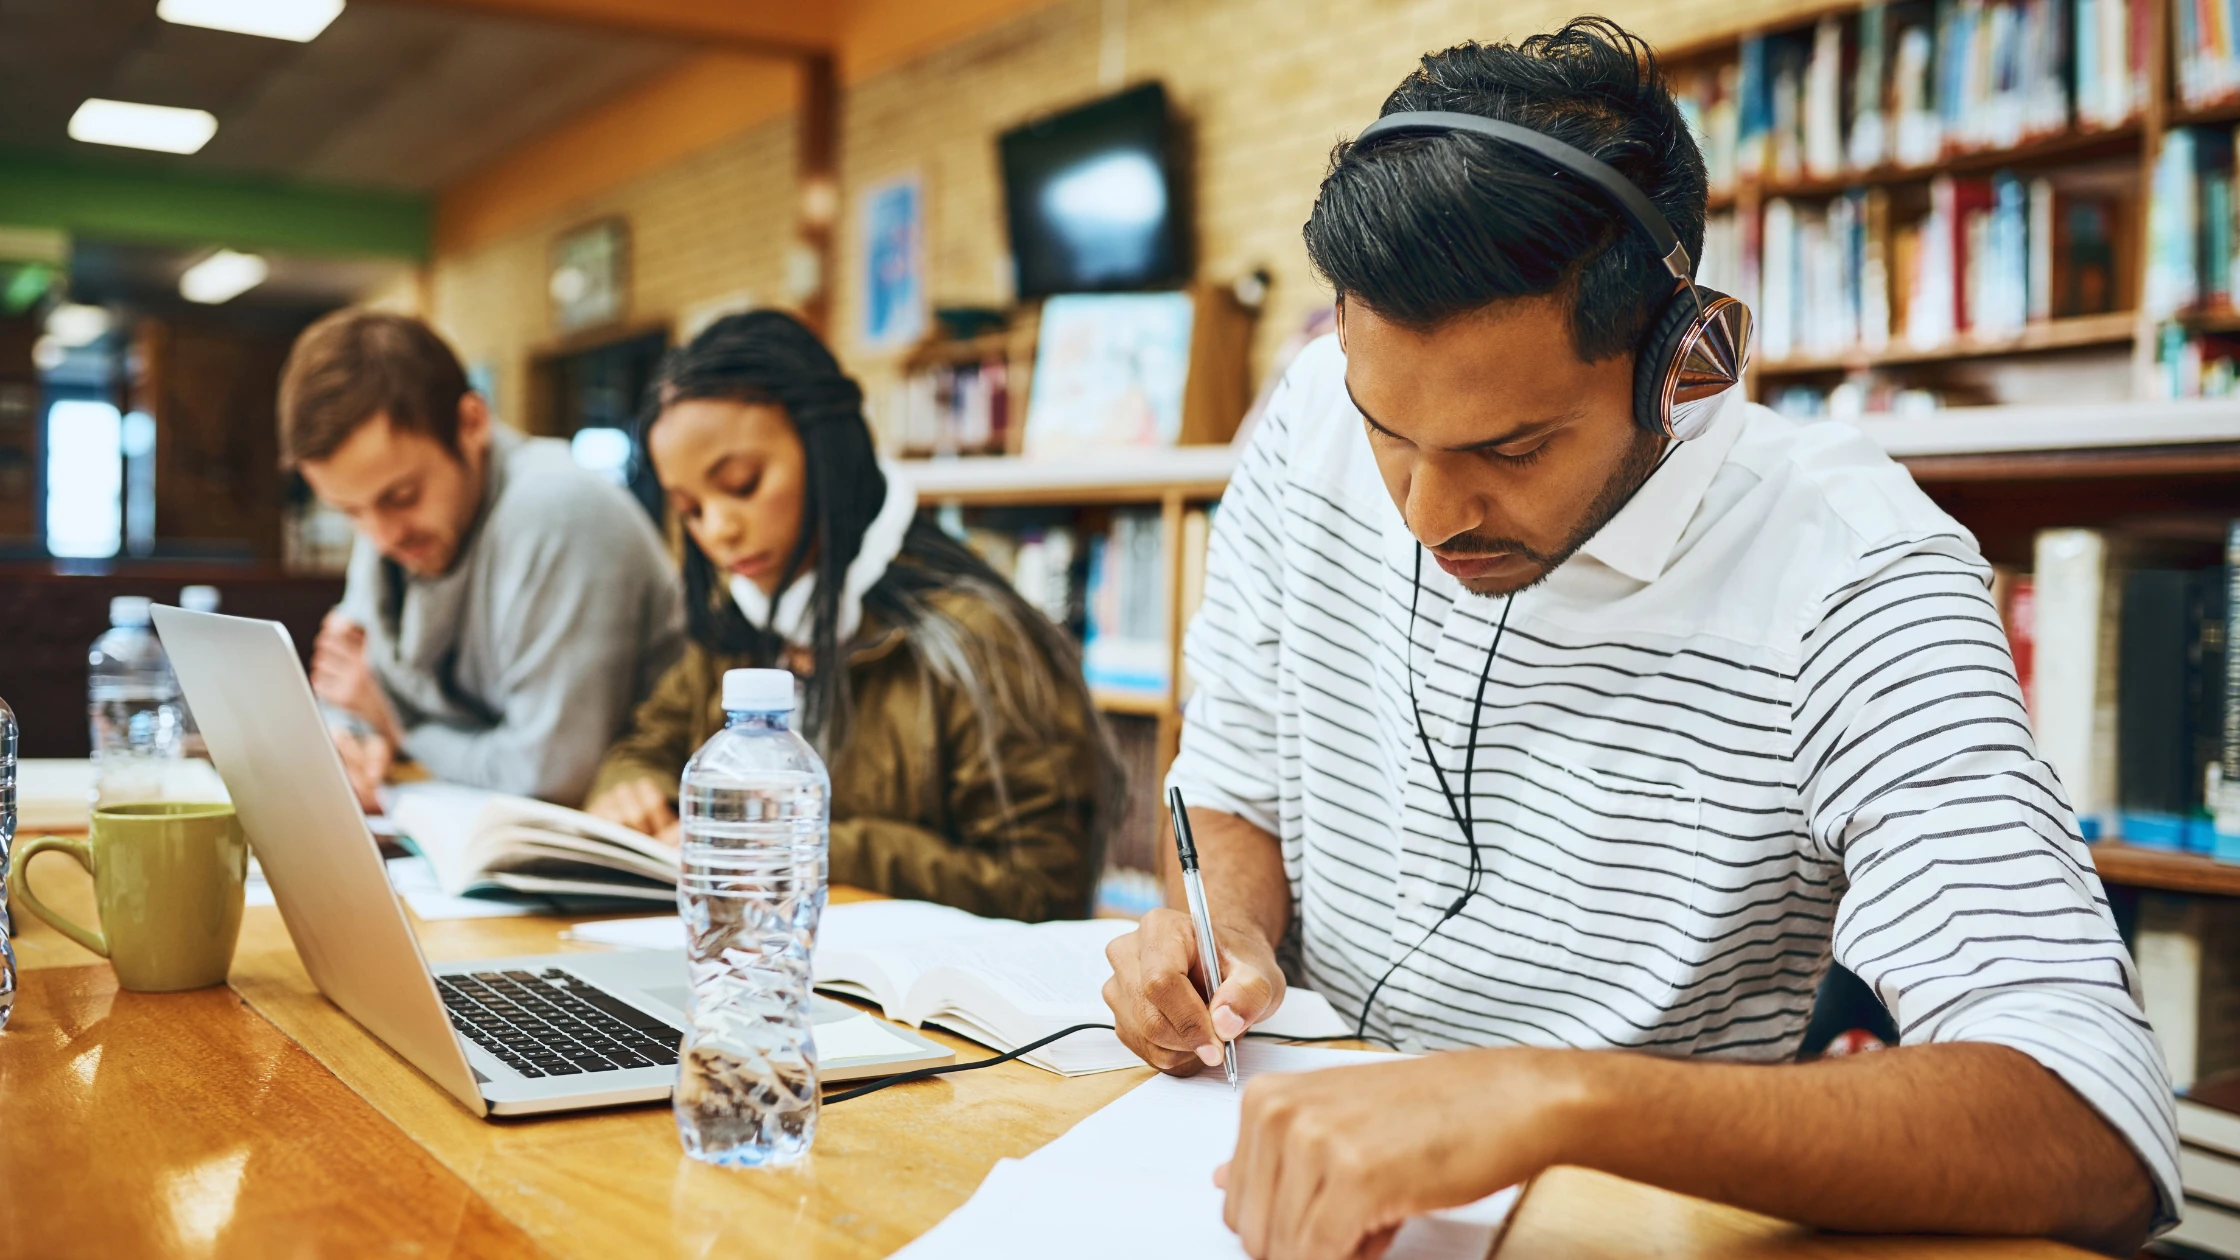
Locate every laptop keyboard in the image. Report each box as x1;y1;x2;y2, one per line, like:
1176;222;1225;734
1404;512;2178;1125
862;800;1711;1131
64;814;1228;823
437;969;682;1079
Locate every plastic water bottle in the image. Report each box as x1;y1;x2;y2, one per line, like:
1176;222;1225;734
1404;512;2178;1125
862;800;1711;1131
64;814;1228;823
175;586;220;764
674;668;829;1166
0;693;16;1032
88;596;184;807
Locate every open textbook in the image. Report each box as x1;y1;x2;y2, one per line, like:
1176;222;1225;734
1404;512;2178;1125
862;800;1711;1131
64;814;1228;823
388;783;676;903
895;1041;1520;1260
569;899;1351;1075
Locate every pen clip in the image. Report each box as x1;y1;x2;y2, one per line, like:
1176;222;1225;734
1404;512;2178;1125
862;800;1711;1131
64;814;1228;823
1167;786;1200;870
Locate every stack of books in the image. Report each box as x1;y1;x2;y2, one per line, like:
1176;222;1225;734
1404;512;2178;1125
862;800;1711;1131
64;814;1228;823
2171;1072;2240;1253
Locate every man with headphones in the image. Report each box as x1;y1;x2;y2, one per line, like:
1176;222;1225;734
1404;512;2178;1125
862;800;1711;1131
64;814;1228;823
1100;18;2171;1259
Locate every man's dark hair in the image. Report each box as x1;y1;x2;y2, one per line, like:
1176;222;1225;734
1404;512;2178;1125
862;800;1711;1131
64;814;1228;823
277;309;471;467
1303;17;1708;362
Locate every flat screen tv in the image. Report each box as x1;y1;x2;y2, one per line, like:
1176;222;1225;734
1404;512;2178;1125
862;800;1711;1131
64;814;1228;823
999;83;1188;299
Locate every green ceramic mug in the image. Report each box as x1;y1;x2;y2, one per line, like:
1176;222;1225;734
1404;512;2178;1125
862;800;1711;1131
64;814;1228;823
10;802;248;992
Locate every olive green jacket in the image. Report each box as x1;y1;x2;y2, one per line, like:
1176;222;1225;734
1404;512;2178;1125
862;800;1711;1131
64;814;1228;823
589;587;1105;922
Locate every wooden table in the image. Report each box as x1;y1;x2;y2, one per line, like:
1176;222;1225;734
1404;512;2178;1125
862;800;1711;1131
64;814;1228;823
1;847;2092;1259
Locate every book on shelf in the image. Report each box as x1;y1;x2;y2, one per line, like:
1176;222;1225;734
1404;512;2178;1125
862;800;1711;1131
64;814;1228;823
2116;569;2227;850
2177;1067;2240;1255
1083;509;1171;701
2138;892;2240;1089
2032;527;2124;839
2175;0;2240;110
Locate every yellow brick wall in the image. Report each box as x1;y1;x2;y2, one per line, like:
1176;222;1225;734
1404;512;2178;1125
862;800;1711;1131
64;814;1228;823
426;0;1822;428
427;114;798;430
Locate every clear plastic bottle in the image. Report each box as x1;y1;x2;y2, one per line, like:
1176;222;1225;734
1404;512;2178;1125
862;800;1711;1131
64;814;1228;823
674;667;829;1167
0;693;15;1032
172;586;227;790
88;595;184;807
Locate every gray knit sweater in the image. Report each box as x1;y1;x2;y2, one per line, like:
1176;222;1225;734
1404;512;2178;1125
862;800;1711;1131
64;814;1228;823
337;426;683;805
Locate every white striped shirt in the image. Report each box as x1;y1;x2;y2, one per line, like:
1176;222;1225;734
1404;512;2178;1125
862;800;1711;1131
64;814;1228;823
1169;336;2178;1221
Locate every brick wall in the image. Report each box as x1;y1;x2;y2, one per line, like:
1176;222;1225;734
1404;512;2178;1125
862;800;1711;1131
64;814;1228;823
428;114;797;429
427;0;1819;427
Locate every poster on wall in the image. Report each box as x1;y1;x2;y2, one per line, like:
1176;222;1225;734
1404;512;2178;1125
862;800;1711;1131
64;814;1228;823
550;218;627;333
858;172;926;352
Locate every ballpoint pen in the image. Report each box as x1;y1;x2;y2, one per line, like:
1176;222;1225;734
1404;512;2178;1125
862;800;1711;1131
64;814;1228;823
1168;786;1239;1090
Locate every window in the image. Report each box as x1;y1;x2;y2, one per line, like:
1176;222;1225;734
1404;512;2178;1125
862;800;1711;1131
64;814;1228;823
45;398;122;558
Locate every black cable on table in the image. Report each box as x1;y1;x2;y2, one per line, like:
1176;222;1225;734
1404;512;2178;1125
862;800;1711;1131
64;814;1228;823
822;1023;1391;1104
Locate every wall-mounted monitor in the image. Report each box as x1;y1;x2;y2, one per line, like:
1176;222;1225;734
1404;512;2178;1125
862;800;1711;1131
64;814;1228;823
999;83;1188;300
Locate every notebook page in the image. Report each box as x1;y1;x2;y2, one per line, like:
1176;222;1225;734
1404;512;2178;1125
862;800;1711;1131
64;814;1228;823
894;1041;1517;1259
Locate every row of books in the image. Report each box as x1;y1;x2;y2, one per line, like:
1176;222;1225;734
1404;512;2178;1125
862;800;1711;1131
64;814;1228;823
956;505;1216;706
2148;124;2240;318
1765;381;1951;417
2177;0;2240;109
1996;524;2240;854
1726;173;2126;362
1675;0;2145;193
892;354;1016;458
2154;323;2240;397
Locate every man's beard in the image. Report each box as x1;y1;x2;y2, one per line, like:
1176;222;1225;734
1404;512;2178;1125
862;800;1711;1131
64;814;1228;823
1444;423;1667;597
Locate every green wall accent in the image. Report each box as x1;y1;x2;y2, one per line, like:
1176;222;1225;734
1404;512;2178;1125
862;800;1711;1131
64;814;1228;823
0;151;430;260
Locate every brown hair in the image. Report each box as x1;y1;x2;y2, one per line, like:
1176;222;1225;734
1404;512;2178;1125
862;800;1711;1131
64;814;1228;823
277;309;470;467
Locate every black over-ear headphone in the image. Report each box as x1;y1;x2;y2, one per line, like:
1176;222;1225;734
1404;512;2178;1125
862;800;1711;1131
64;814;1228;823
1352;111;1753;442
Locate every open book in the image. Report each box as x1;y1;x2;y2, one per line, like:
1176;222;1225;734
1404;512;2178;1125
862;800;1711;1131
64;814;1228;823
569;899;1351;1075
388;783;676;903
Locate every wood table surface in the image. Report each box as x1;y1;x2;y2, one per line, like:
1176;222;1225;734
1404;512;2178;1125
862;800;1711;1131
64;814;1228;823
2;839;2095;1260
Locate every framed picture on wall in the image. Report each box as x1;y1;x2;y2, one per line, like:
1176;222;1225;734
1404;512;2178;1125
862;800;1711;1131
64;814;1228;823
858;172;926;352
550;218;628;334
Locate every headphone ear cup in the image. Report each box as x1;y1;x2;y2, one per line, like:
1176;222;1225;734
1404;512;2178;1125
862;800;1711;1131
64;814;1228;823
1632;288;1704;436
1632;285;1753;441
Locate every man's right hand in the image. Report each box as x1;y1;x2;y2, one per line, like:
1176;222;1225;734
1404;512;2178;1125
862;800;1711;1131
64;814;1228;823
1103;907;1286;1076
330;725;393;813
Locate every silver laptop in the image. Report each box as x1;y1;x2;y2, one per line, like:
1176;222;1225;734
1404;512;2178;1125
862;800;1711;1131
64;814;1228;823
153;606;951;1117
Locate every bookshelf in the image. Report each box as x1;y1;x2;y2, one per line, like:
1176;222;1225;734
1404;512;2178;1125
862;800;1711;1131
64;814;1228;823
2092;841;2240;896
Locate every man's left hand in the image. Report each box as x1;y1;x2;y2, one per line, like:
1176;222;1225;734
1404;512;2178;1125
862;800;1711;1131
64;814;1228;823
1216;1048;1581;1260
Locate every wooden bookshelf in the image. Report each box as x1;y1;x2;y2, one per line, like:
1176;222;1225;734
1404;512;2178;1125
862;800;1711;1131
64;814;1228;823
1756;311;2139;374
901;446;1235;507
1742;120;2143;203
2092;841;2240;897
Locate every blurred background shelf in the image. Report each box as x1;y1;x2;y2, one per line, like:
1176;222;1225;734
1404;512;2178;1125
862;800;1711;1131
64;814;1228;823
900;445;1237;507
2092;842;2240;898
1756;312;2140;375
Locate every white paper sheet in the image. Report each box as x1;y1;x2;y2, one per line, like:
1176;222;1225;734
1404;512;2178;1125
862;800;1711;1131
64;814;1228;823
895;1041;1517;1260
813;1012;935;1062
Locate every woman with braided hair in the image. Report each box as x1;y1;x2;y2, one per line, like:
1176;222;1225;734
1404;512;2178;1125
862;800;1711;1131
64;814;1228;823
585;310;1122;921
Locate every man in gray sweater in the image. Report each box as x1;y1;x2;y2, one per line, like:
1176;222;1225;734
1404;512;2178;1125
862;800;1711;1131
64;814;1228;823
279;310;682;807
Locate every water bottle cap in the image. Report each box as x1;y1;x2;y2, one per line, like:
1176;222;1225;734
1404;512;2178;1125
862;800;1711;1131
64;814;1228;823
179;585;220;614
722;668;795;713
109;595;152;628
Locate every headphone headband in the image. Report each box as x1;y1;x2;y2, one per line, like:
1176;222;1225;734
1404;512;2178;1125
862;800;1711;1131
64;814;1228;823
1352;111;1693;282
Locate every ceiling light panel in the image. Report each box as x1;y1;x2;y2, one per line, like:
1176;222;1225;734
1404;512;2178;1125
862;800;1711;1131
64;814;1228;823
179;251;269;304
68;99;218;154
156;0;345;42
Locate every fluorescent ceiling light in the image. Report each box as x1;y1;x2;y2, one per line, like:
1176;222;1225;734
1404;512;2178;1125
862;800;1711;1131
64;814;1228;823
157;0;345;42
68;99;217;154
180;251;269;304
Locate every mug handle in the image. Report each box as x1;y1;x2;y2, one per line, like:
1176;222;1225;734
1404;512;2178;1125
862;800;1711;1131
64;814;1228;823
8;837;109;959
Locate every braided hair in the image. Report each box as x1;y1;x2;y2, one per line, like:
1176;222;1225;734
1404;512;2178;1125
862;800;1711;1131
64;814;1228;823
636;310;1124;877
